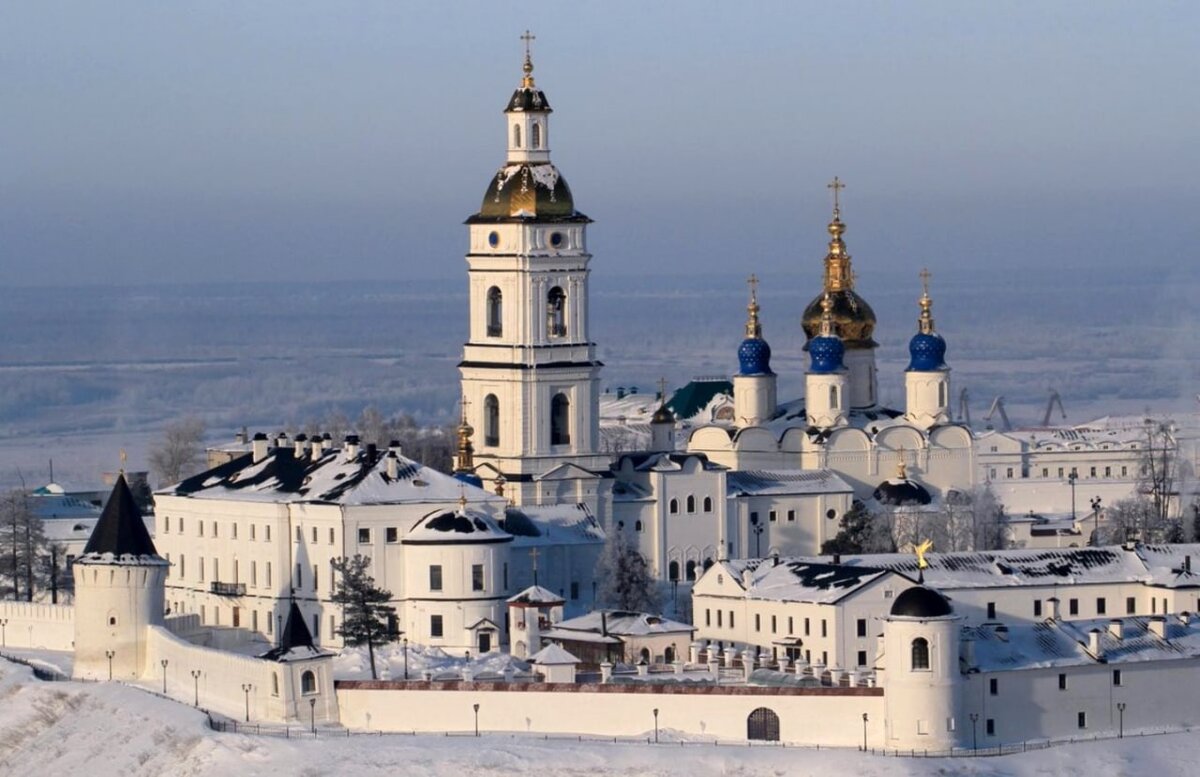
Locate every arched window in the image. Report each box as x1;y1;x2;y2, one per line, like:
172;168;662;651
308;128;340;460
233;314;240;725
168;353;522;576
747;707;781;741
686;495;696;513
635;520;643;532
938;381;946;407
513;123;521;148
829;385;839;408
486;287;503;337
911;637;930;670
531;122;541;149
664;645;675;663
668;560;679;581
703;496;713;512
271;672;279;696
547;286;566;337
301;670;317;694
669;498;679;514
703;558;714;570
484;394;500;447
551;393;571;445
685;560;697;581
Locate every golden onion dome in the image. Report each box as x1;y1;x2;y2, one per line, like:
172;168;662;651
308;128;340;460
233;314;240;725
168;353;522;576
801;189;877;348
476;163;579;220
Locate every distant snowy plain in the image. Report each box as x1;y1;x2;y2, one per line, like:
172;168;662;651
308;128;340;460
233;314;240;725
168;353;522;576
0;264;1196;487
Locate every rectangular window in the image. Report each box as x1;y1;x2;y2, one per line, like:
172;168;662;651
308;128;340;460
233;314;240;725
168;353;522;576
821;620;827;638
1034;600;1043;617
1059;673;1068;690
312;614;319;640
788;616;794;634
312;564;318;591
1006;467;1014;479
755;614;761;632
250;524;256;541
1090;466;1097;477
472;564;484;592
987;602;996;619
729;611;735;628
330;614;336;637
198;520;204;537
164;516;170;533
180;554;185;578
821;650;827;665
769;510;777;523
989;678;998;696
787;510;796;522
386;527;398;543
771;615;777;633
706;609;711;627
503;563;508;590
1121;466;1128;477
1058;467;1064;478
232;523;237;540
251;561;257;587
265;562;272;587
213;523;219;538
570;582;579;600
265;525;271;542
1127;597;1136;614
329;528;335;545
199;557;205;582
717;610;723;628
358;528;370;544
1078;711;1087;729
1105;466;1112;477
296;526;302;542
295;563;302;589
179;517;184;534
312;527;318;543
804;618;810;636
1042;468;1048;478
857;650;867;667
213;558;219;581
1069;598;1079;616
1113;669;1123;686
252;610;258;631
1097;598;1107;615
431;615;443;638
266;614;273;635
986;719;995;736
429;565;443;591
857;618;867;638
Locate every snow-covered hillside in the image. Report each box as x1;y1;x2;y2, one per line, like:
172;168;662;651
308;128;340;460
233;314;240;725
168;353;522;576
1;660;1197;777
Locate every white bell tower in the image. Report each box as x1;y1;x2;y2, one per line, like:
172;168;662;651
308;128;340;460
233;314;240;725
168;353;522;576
904;269;952;430
459;34;609;505
805;294;849;431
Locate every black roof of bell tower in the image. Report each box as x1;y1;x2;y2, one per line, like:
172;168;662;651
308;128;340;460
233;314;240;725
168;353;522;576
82;473;159;557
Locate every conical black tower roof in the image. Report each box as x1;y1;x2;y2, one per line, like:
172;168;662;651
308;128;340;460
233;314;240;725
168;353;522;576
81;473;159;559
259;600;322;662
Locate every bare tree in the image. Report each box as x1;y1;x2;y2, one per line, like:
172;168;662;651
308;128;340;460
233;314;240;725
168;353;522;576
1138;419;1179;524
148;417;207;487
1097;496;1183;545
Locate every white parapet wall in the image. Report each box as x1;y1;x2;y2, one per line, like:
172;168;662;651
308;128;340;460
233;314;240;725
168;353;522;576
0;601;75;651
142;626;337;725
336;680;885;746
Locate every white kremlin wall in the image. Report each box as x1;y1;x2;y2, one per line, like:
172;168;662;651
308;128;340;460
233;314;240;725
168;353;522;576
336;681;885;746
0;601;75;651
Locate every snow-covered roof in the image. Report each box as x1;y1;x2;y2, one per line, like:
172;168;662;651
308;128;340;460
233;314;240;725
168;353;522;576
403;506;511;545
727;469;854;497
507;585;565;605
968;614;1200;673
551;610;694;638
715;558;897;605
28;493;102;519
164;446;497;507
778;544;1200;591
502;504;606;547
530;643;580;665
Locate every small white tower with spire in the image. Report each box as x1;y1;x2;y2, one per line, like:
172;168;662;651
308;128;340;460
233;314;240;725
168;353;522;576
904;269;952;430
732;274;777;428
805;293;849;431
649;378;677;452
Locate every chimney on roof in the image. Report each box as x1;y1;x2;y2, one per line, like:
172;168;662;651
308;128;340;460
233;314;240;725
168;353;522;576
312;436;326;457
1088;628;1103;656
1182;611;1192;626
235;428;248;445
389;439;402;454
385;451;399;479
251;433;269;463
1108;619;1124;640
277;431;289;449
600;611;608;638
832;553;841;565
366;442;377;461
1186;556;1193;575
742;568;754;588
344;435;360;462
294;434;309;459
994;624;1009;642
1148;616;1167;640
961;636;976;669
616;386;625;400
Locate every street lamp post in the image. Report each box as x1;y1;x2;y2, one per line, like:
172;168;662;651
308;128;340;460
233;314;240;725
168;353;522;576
242;683;253;722
473;703;480;737
861;712;869;751
653;708;659;743
191;670;201;706
1068;470;1078;520
1091;496;1103;545
309;697;316;734
160;659;169;693
1;617;7;647
105;650;115;680
403;637;409;680
969;712;979;752
1117;702;1126;738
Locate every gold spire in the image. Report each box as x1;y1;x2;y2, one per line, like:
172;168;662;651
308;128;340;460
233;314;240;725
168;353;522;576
822;177;854;293
521;30;536;88
896;446;908;480
915;538;933;570
917;268;935;335
455;396;475;473
458;487;468;512
119;448;127;475
818;292;837;337
744;274;762;338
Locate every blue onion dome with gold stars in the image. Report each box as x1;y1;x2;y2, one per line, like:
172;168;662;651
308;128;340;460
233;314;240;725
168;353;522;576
808;293;845;374
469;35;586;224
907;269;948;371
737;275;773;376
802;180;878;349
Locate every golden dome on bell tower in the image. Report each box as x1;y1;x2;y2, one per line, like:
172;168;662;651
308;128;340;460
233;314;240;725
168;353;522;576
801;177;878;349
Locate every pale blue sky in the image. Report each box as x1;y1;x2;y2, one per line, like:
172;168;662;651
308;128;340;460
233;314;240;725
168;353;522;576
2;1;1196;286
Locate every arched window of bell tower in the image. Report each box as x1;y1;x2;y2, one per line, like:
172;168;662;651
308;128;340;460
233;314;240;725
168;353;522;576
911;637;930;670
547;287;567;338
513;124;521;149
830;385;839;409
531;122;541;149
938;381;946;407
486;287;503;337
484;395;500;447
551;393;571;445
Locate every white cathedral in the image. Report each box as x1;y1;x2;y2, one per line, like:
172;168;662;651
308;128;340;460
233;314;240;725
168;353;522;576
147;43;1149;658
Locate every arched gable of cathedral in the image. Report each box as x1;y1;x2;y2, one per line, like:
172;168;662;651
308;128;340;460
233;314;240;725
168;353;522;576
688;425;735;451
874;425;926;453
824;426;872;453
730;426;778;452
928;424;972;450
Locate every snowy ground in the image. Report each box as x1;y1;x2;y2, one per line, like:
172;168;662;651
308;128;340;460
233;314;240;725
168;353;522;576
2;659;1200;776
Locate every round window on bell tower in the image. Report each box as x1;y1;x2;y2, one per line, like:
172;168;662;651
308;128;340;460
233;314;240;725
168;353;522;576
488;231;500;248
549;232;564;248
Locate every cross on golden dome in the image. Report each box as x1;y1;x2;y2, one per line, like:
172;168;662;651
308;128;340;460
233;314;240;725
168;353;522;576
521;30;536;87
827;176;845;217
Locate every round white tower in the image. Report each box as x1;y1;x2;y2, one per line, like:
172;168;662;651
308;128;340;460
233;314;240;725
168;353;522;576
72;473;168;681
805;294;849;430
880;584;964;751
650;400;676;452
904;269;952;430
732;275;777;428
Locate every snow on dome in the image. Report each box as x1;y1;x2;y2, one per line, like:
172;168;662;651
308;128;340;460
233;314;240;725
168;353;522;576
403;506;513;545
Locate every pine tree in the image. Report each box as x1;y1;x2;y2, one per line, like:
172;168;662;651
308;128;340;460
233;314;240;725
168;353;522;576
595;531;662;613
0;489;51;601
330;555;396;680
821;501;890;555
